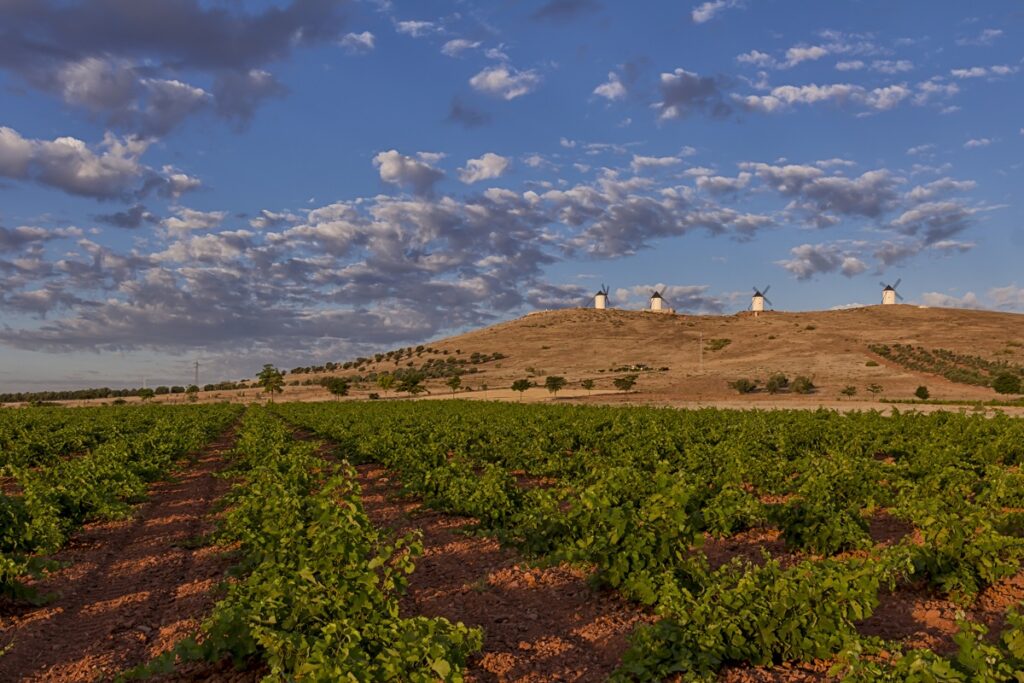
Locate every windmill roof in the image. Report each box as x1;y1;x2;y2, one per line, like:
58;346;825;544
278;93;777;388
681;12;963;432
651;291;663;298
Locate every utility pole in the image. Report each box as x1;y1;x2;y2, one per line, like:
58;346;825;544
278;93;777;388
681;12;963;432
194;360;199;387
699;332;703;373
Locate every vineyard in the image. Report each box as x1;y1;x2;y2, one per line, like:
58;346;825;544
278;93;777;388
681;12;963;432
3;401;1024;680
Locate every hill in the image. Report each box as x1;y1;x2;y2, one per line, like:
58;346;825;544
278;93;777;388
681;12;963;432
48;305;1024;409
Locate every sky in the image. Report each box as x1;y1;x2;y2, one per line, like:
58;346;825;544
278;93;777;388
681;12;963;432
0;0;1022;390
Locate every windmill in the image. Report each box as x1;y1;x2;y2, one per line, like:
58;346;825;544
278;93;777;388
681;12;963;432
751;285;773;314
880;278;903;305
649;290;664;312
594;284;610;310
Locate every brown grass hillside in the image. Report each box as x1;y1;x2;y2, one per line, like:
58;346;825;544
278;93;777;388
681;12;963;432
63;305;1024;409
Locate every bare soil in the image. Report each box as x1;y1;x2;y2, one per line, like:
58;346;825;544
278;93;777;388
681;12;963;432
355;463;653;682
0;425;244;682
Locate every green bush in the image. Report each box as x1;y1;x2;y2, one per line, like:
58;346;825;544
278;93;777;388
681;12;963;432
915;385;930;400
791;376;815;394
730;378;758;394
765;373;789;394
993;373;1022;395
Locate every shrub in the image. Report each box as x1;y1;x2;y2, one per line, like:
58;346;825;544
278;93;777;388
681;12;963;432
765;373;789;394
915;385;930;400
613;375;638;392
840;385;857;398
705;338;732;352
865;360;879;367
368;392;380;400
791;376;816;394
993;373;1022;395
730;378;758;394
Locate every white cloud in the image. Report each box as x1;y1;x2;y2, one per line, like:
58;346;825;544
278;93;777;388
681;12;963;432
373;149;445;195
956;28;1003;46
989;284;1024;310
593;72;627;100
161;208;227;234
441;39;481;57
630;155;681;173
691;0;744;24
469;65;542;100
784;45;829;68
458;153;509;183
395;20;436;37
736;50;775;68
836;60;865;71
872;59;913;74
340;31;375;53
920;291;981;309
906;143;935;156
963;138;991;149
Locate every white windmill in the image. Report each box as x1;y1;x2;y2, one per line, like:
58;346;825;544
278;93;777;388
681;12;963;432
880;278;903;305
649;290;665;312
750;285;773;315
594;284;610;310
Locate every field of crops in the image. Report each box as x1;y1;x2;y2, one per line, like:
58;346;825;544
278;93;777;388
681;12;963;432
274;401;1024;681
4;400;1024;681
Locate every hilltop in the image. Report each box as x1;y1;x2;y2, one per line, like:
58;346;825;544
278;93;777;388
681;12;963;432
42;305;1024;409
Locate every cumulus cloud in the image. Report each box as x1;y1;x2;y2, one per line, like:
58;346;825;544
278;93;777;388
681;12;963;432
0;127;151;199
373;150;446;195
919;291;981;309
593;72;627;100
691;0;742;24
889;201;976;243
161;208;228;234
94;204;158;230
340;31;376;54
655;68;730;120
469;65;542;100
394;20;437;37
989;285;1024;310
441;39;481;57
0;0;345;135
963;138;992;149
630;155;681;173
956;28;1003;46
777;242;869;280
458;153;509;183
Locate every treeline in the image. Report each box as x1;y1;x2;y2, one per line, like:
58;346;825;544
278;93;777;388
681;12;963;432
0;380;250;405
870;343;1024;392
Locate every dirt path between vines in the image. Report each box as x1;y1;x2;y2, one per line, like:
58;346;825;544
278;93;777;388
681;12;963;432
354;463;651;682
0;423;247;683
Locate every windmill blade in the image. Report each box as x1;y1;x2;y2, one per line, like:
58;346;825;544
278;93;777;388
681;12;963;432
893;278;902;289
896;292;904;301
752;286;759;293
879;281;889;289
764;297;774;307
762;285;771;295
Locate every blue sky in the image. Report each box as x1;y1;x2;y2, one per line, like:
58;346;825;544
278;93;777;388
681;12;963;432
0;0;1021;390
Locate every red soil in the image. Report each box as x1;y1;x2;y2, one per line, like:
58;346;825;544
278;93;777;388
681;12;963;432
355;463;653;682
0;425;244;682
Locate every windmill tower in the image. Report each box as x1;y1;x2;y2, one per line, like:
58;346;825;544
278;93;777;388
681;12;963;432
650;290;664;312
594;284;609;310
750;285;773;316
880;278;903;305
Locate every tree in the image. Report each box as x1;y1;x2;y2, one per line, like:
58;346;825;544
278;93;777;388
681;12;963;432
511;379;531;401
613;374;638;393
993;373;1022;395
138;388;155;402
765;373;789;394
866;383;883;396
321;377;350;400
581;379;595;395
544;376;567;397
398;372;426;396
915;385;930;400
446;375;462;395
791;376;816;394
840;385;857;398
377;373;395;397
257;364;285;402
730;378;757;394
186;384;199;403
